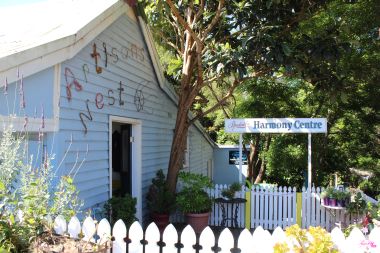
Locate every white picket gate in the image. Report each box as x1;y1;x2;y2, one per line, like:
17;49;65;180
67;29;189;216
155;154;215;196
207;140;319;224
52;215;380;253
250;185;297;230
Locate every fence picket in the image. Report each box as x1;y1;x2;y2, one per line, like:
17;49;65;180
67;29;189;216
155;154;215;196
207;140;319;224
181;225;196;253
97;218;111;246
273;187;278;228
112;219;127;253
278;186;283;228
68;216;81;239
162;224;178;253
218;228;234;253
128;221;144;253
54;215;67;235
82;216;96;242
199;226;215;253
237;229;253;252
145;222;160;252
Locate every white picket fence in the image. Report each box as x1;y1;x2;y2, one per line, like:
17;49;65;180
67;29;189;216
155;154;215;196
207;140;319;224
52;215;380;253
205;185;377;230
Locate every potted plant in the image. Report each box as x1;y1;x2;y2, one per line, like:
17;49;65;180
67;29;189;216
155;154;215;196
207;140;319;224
146;169;175;231
336;190;350;207
103;194;137;226
321;187;334;206
176;171;214;234
221;182;242;200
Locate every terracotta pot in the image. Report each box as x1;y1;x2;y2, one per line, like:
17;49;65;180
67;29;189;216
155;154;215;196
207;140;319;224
151;212;170;232
185;212;210;234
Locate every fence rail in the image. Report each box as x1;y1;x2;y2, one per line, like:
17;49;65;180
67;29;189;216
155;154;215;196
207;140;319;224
52;215;380;253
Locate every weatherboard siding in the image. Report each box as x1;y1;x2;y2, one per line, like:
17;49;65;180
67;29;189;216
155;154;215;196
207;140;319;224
57;14;213;210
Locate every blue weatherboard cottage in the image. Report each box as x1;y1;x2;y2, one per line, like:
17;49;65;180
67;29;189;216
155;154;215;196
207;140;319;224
0;0;214;221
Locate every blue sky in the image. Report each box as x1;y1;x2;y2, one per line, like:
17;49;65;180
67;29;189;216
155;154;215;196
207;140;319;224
0;0;48;7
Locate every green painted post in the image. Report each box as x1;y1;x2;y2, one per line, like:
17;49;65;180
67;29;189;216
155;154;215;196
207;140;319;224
245;191;251;229
296;192;302;227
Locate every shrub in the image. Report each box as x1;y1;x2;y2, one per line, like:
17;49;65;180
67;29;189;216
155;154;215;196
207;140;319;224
273;224;338;253
176;172;213;213
146;169;175;214
0;126;83;252
103;194;137;226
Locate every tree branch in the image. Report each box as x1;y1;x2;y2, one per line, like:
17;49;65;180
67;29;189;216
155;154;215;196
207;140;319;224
202;0;225;40
190;77;240;124
165;0;203;47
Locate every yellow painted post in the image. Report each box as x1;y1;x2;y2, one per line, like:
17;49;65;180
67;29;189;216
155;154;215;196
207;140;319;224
296;192;302;227
245;191;251;229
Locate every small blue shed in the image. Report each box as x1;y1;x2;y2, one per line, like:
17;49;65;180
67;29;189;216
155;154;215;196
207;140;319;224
0;0;214;221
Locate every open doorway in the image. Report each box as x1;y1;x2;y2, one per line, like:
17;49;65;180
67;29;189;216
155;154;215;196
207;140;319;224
109;116;142;221
111;122;132;197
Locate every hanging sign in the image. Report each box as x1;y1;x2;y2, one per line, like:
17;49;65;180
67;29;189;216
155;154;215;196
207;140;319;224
225;118;327;133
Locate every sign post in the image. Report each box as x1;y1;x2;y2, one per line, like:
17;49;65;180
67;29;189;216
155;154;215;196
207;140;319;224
225;118;327;185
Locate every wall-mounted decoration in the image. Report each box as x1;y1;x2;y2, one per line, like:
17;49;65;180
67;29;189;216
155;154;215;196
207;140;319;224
91;43;102;74
95;93;104;109
118;81;124;106
134;84;145;112
79;99;93;134
103;42;108;68
65;67;83;102
111;48;119;63
82;64;89;83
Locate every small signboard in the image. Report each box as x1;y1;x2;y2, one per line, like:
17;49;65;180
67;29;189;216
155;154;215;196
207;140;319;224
225;118;327;134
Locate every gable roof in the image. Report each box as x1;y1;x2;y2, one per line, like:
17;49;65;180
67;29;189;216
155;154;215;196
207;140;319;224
0;0;129;84
0;0;215;147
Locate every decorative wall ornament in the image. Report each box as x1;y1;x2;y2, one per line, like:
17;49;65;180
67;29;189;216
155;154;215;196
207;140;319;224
134;84;145;112
65;67;83;102
82;64;89;83
79;99;93;134
103;42;108;68
91;43;102;74
111;48;119;63
95;93;104;109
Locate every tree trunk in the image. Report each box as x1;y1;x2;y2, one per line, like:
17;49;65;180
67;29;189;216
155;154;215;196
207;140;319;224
245;134;260;182
254;135;271;184
166;28;195;193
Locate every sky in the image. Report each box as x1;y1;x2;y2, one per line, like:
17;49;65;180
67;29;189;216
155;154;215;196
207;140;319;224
0;0;48;7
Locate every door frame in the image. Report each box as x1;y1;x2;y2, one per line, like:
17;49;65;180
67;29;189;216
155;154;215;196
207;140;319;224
109;115;142;221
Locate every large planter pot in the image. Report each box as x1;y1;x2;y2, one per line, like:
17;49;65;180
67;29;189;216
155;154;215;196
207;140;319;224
185;212;210;234
329;198;337;207
151;212;170;232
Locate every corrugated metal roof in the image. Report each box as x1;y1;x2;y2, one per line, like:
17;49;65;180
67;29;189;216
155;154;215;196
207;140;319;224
0;0;118;58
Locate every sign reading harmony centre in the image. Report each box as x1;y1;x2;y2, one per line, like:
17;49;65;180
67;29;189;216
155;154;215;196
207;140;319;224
225;118;327;134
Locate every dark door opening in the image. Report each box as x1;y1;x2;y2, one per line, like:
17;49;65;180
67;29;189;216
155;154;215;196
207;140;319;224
112;122;132;197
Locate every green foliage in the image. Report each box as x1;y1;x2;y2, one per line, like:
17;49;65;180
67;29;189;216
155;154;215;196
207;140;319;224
103;195;137;227
274;224;338;253
176;172;213;213
346;191;367;215
146;169;175;214
0;127;82;252
221;182;242;199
